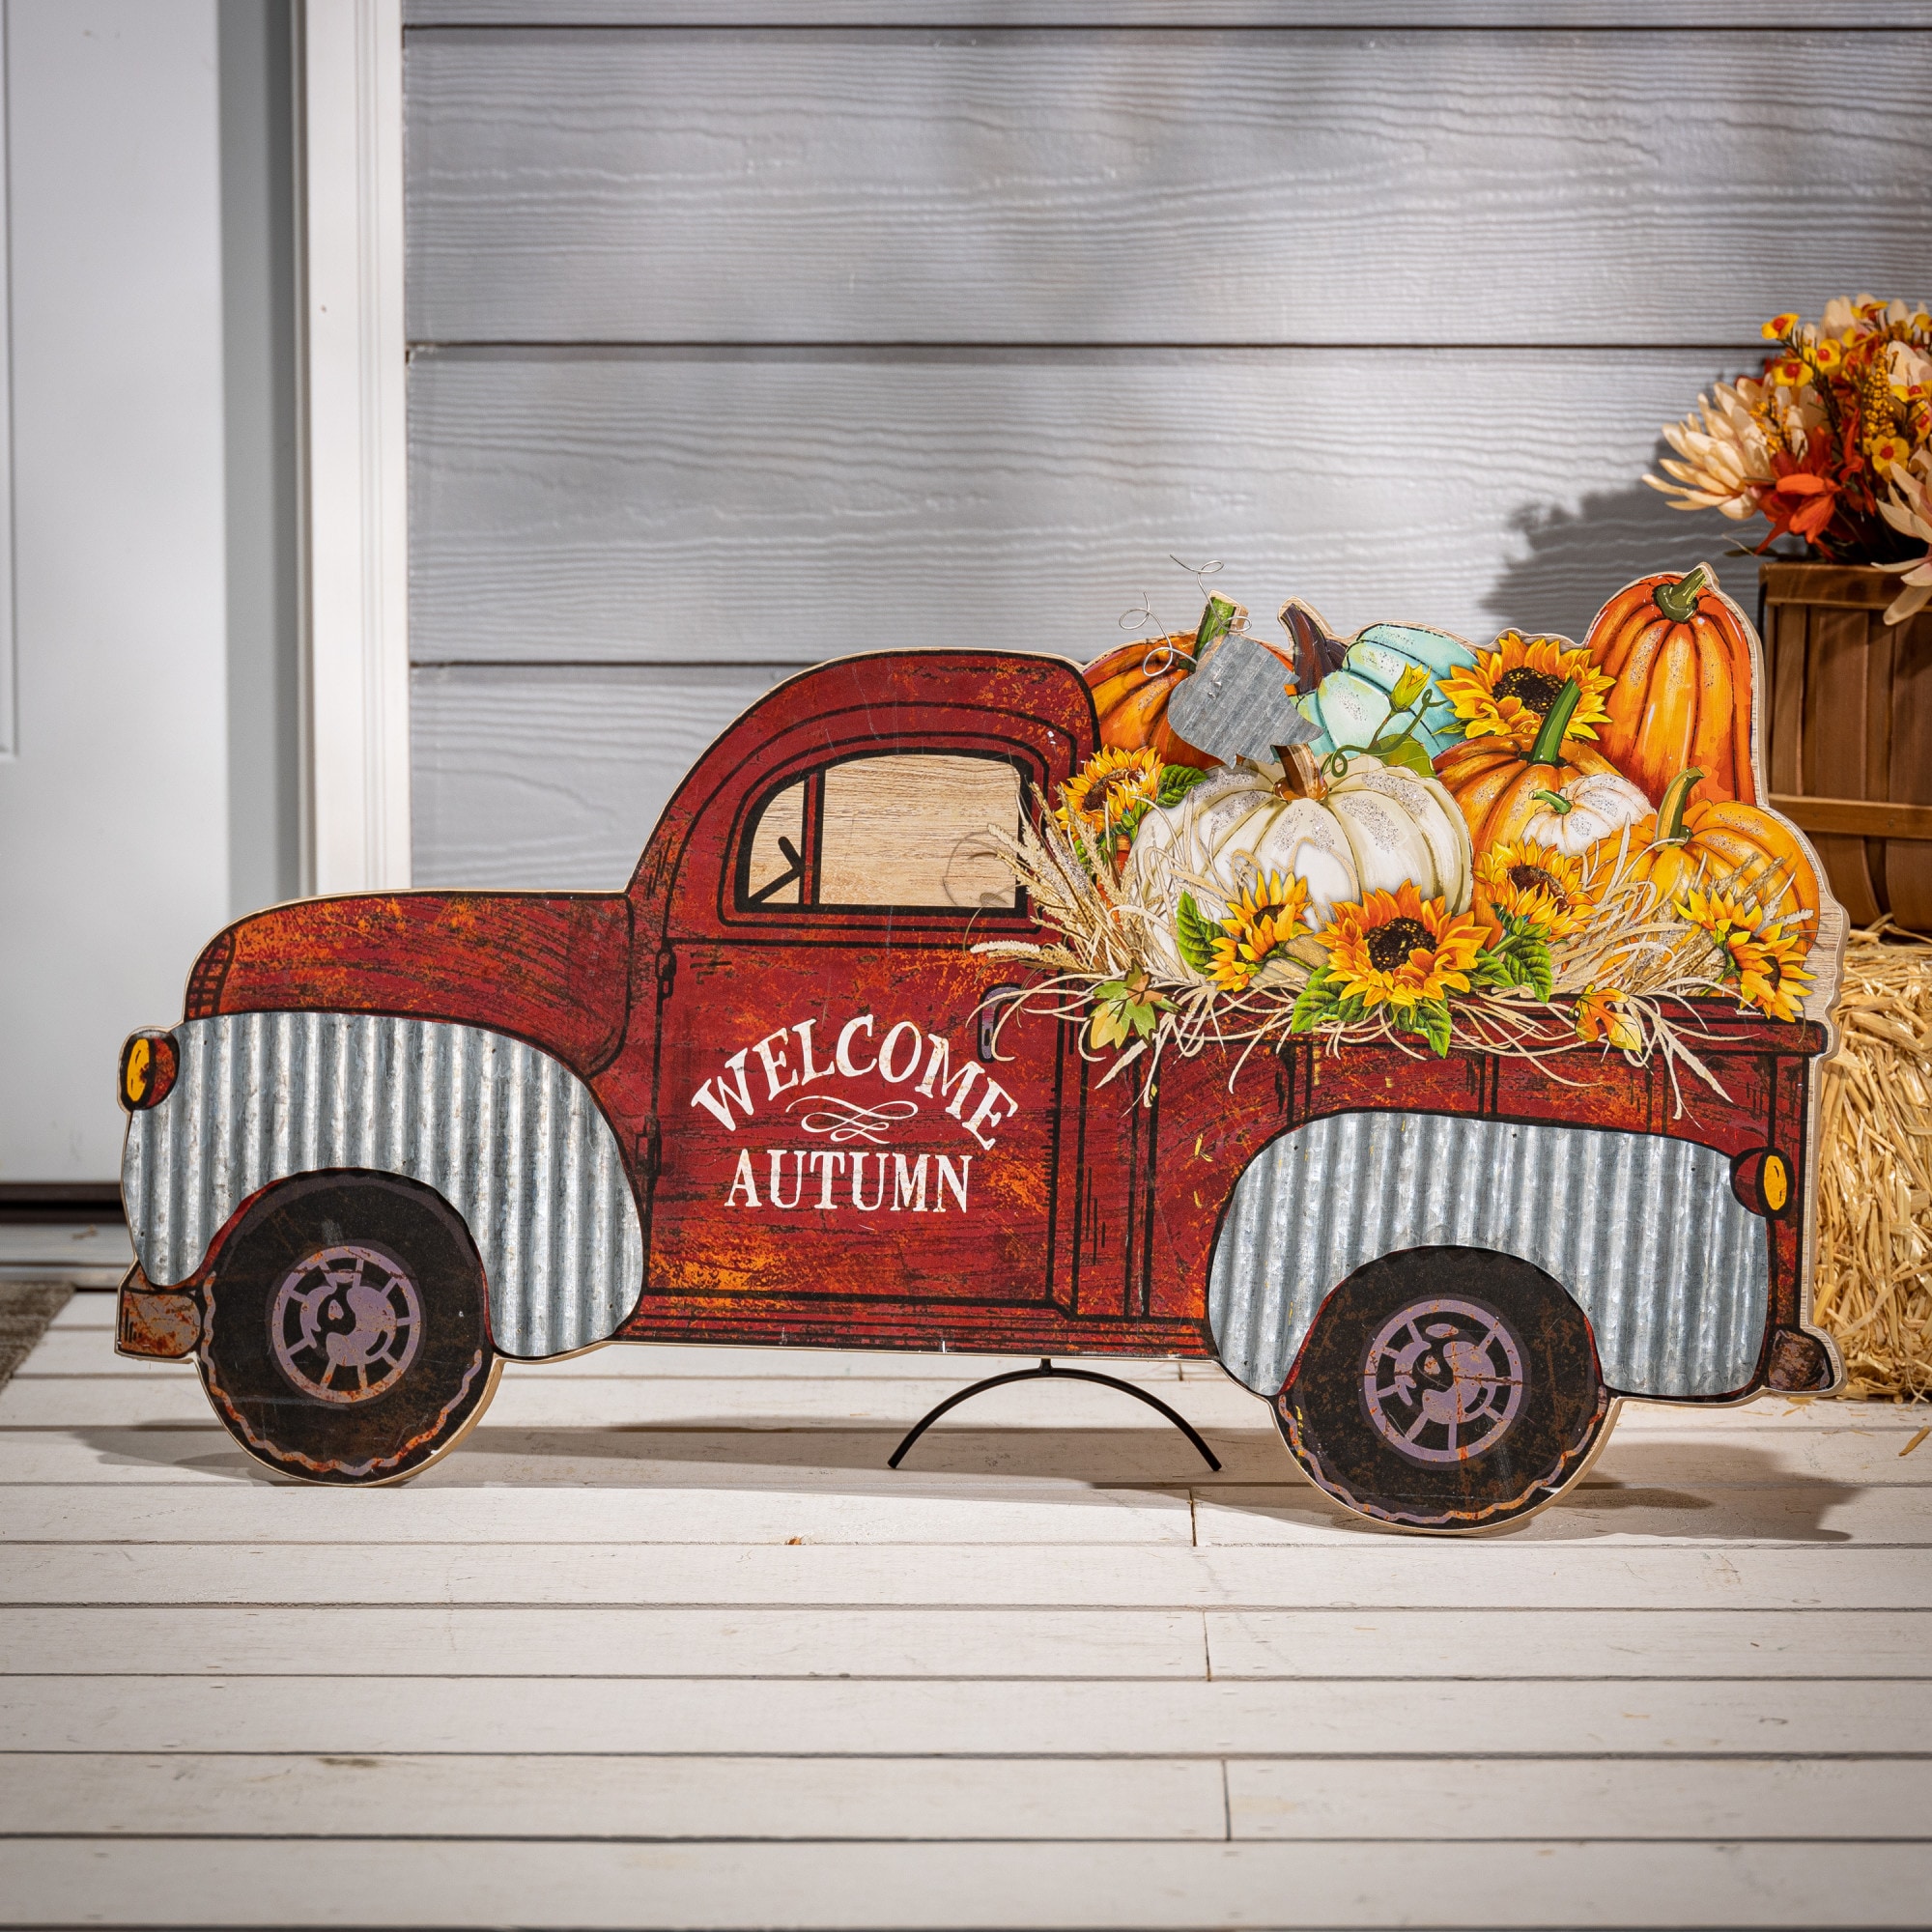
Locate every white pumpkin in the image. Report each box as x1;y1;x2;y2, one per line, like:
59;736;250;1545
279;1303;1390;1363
1125;753;1473;979
1516;770;1653;860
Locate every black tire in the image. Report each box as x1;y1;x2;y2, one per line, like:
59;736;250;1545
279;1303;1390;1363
199;1172;498;1486
1276;1245;1609;1533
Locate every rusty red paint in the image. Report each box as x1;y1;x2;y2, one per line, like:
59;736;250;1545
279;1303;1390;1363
115;1271;200;1359
186;892;632;1077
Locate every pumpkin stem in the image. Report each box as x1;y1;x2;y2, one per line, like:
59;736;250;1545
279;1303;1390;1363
1530;787;1574;815
1273;743;1329;802
1193;595;1243;658
1525;677;1584;766
1652;566;1710;626
1655;768;1705;845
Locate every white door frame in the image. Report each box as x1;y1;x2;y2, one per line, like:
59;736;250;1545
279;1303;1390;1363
298;0;410;895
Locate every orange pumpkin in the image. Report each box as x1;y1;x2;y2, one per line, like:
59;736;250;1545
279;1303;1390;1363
1637;769;1820;942
1084;631;1213;768
1586;565;1760;810
1433;676;1629;853
1083;599;1283;772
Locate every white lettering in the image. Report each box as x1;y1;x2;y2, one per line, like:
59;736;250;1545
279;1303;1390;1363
892;1152;928;1212
767;1149;805;1209
916;1034;982;1121
752;1027;798;1101
725;1149;760;1208
809;1149;846;1208
961;1078;1018;1150
850;1151;886;1211
935;1154;972;1212
691;1048;755;1131
836;1014;877;1079
876;1020;924;1085
792;1018;836;1084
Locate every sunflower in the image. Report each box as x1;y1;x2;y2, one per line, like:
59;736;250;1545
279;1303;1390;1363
1440;631;1615;749
1474;842;1598;941
1056;746;1162;840
1672;884;1768;981
1734;924;1814;1023
1316;880;1488;1012
1208;871;1311;992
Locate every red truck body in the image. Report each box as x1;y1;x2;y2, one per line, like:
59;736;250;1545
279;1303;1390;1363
115;650;1839;1525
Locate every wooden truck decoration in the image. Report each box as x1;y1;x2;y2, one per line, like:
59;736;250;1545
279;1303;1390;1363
115;566;1845;1532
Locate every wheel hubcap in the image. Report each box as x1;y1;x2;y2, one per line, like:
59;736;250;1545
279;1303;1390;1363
1361;1295;1524;1464
269;1242;422;1405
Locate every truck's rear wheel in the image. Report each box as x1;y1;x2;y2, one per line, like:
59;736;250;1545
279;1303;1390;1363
1275;1245;1609;1532
199;1173;498;1485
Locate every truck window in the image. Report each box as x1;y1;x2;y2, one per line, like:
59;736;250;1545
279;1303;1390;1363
738;753;1022;913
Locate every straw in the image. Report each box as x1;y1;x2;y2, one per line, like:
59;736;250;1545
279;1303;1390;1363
1814;924;1932;1401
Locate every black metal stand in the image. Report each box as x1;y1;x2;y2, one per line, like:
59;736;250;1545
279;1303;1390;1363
888;1358;1222;1471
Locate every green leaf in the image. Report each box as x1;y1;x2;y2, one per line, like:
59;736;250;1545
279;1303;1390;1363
1289;970;1340;1033
1175;894;1223;975
1092;980;1130;1004
1122;999;1161;1037
1156;764;1211;807
1415;1000;1453;1057
1471;946;1520;990
1517;934;1553;1002
1364;731;1435;781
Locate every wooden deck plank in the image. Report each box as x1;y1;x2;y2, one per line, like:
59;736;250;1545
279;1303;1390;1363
0;1372;1264;1432
0;1484;1196;1545
0;1423;1295;1488
2;1837;1925;1929
0;1751;1227;1842
1190;1483;1932;1547
5;1418;1930;1495
1204;1607;1932;1681
5;1674;1925;1756
7;1369;1926;1445
4;1750;1925;1846
2;1603;1924;1682
1224;1756;1932;1842
6;1539;1930;1611
2;1475;1926;1547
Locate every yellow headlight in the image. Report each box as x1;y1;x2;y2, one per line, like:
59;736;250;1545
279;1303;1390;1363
119;1032;179;1112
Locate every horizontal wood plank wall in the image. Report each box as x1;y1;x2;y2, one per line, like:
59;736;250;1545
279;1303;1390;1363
402;10;1932;888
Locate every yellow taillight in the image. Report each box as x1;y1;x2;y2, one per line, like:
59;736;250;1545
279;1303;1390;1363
119;1032;179;1112
1761;1151;1790;1214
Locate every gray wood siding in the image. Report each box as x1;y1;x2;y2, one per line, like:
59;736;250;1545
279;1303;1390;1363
403;14;1932;886
405;31;1931;346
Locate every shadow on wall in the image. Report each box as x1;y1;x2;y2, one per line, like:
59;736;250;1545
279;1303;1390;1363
1484;471;1766;646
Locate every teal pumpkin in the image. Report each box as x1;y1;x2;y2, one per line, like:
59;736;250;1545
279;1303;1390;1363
1293;622;1479;760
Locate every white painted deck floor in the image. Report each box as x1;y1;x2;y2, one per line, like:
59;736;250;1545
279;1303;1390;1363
2;1293;1929;1930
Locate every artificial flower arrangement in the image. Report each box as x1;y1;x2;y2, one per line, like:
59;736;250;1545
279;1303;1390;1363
979;571;1831;1106
1645;295;1932;624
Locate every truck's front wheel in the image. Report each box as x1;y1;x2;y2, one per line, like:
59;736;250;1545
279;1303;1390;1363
1276;1245;1609;1532
199;1173;498;1485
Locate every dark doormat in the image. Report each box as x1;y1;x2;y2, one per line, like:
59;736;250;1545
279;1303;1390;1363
0;1282;73;1388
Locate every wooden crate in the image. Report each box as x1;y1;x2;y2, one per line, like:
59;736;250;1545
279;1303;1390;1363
1760;561;1932;932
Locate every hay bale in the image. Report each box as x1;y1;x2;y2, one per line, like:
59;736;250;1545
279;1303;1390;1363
1814;927;1932;1400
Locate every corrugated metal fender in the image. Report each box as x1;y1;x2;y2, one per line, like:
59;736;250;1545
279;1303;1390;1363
123;1012;643;1358
1208;1111;1769;1400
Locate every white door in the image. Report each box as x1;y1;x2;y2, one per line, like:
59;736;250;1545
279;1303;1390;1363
0;1;232;1184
